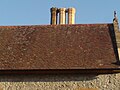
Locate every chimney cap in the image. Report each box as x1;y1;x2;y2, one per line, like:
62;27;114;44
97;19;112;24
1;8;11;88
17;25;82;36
50;7;58;11
67;7;76;13
58;8;66;12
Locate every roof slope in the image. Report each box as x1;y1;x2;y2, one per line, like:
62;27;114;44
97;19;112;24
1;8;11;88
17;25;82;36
0;24;119;70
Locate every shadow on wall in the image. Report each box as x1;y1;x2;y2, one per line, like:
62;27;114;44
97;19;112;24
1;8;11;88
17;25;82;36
0;74;97;82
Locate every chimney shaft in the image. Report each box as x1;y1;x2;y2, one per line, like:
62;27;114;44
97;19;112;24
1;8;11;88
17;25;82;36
50;7;76;25
50;7;58;25
59;8;66;24
68;8;76;24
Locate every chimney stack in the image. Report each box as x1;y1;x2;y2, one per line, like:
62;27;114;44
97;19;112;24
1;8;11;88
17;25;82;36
68;8;76;24
50;7;58;25
50;7;76;25
59;8;66;24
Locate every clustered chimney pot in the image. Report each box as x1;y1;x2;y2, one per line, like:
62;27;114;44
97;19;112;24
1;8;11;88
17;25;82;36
50;7;76;25
50;7;58;25
68;8;76;24
59;8;66;24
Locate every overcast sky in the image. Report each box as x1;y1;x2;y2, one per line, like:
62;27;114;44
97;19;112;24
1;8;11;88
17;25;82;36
0;0;120;26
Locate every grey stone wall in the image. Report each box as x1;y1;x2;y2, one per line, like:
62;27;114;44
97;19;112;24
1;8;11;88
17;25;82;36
0;73;120;90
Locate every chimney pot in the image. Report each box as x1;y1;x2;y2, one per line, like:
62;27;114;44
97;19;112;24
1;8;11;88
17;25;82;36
68;8;76;24
50;7;58;25
59;8;66;24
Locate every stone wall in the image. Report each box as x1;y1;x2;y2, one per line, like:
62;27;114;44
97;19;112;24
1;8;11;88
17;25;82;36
0;73;120;90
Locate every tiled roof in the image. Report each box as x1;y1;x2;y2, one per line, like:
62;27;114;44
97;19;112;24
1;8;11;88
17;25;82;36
0;24;119;73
